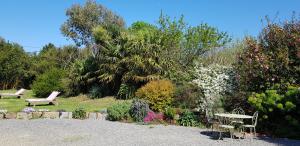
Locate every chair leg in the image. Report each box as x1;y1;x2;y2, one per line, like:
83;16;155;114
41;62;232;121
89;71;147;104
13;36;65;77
243;127;246;139
254;127;256;137
210;124;214;135
219;131;222;140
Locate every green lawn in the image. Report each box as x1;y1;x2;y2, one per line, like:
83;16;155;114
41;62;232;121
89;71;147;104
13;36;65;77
0;89;128;112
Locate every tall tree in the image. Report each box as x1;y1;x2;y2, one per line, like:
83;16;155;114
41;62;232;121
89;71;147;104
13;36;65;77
84;25;162;91
61;0;125;47
70;14;231;95
155;14;231;82
57;45;81;69
184;23;231;60
30;43;60;75
0;38;31;89
30;43;81;76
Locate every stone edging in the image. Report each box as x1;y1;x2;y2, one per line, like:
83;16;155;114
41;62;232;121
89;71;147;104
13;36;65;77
0;112;107;120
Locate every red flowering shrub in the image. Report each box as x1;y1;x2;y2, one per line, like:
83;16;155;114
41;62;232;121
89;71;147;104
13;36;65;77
235;38;271;92
156;113;164;120
143;111;164;123
235;19;300;92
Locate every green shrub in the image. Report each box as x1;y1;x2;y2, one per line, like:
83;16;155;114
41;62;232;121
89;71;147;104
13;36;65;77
61;78;75;97
107;102;131;121
61;60;85;97
178;110;197;127
87;84;113;99
223;91;252;113
31;68;65;97
130;99;150;122
164;107;176;120
72;107;87;119
248;84;300;138
88;86;103;99
135;80;175;112
173;82;204;109
117;84;136;99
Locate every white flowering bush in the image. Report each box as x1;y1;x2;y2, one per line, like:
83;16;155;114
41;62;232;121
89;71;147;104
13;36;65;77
193;64;237;111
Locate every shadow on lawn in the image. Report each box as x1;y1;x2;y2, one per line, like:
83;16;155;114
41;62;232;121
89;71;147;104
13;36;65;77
26;102;57;107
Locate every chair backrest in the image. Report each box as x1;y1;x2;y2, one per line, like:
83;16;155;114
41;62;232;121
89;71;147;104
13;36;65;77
46;91;60;101
217;115;232;125
205;108;214;121
15;88;26;95
232;107;245;115
252;111;259;126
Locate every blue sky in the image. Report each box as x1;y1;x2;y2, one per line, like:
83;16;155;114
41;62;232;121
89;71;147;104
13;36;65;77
0;0;299;52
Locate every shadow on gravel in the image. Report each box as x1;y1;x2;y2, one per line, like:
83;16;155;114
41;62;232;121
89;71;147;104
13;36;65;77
256;137;300;146
200;130;300;146
200;131;223;140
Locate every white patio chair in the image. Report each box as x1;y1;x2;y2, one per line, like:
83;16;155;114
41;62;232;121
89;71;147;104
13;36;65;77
25;91;60;107
242;111;258;138
0;88;26;99
231;107;245;124
205;109;219;134
218;115;234;139
232;107;245;115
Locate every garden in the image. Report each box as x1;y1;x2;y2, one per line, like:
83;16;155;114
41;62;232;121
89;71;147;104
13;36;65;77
0;0;299;141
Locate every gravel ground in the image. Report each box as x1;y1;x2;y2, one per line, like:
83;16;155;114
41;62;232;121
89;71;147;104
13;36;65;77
0;119;299;146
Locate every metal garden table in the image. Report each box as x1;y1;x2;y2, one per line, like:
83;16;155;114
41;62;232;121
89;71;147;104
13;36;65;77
214;113;253;139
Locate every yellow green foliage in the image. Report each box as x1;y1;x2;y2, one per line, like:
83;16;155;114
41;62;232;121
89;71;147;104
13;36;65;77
248;83;300;138
135;80;175;112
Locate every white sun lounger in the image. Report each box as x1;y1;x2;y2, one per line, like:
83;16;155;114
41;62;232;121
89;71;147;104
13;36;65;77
0;88;26;99
25;91;60;107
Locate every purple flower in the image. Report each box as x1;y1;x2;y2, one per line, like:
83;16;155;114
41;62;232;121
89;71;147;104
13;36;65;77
22;107;35;113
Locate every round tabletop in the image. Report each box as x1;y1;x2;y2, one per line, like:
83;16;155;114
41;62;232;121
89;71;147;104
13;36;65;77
215;113;253;119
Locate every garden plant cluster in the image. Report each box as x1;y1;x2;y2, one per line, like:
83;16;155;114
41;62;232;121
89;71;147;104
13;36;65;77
0;0;299;139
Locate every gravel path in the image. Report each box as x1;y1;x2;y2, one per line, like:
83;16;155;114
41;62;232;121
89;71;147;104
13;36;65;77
0;119;299;146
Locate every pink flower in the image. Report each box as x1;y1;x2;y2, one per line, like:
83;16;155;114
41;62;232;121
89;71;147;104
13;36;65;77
144;111;156;122
144;111;164;123
155;113;164;120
